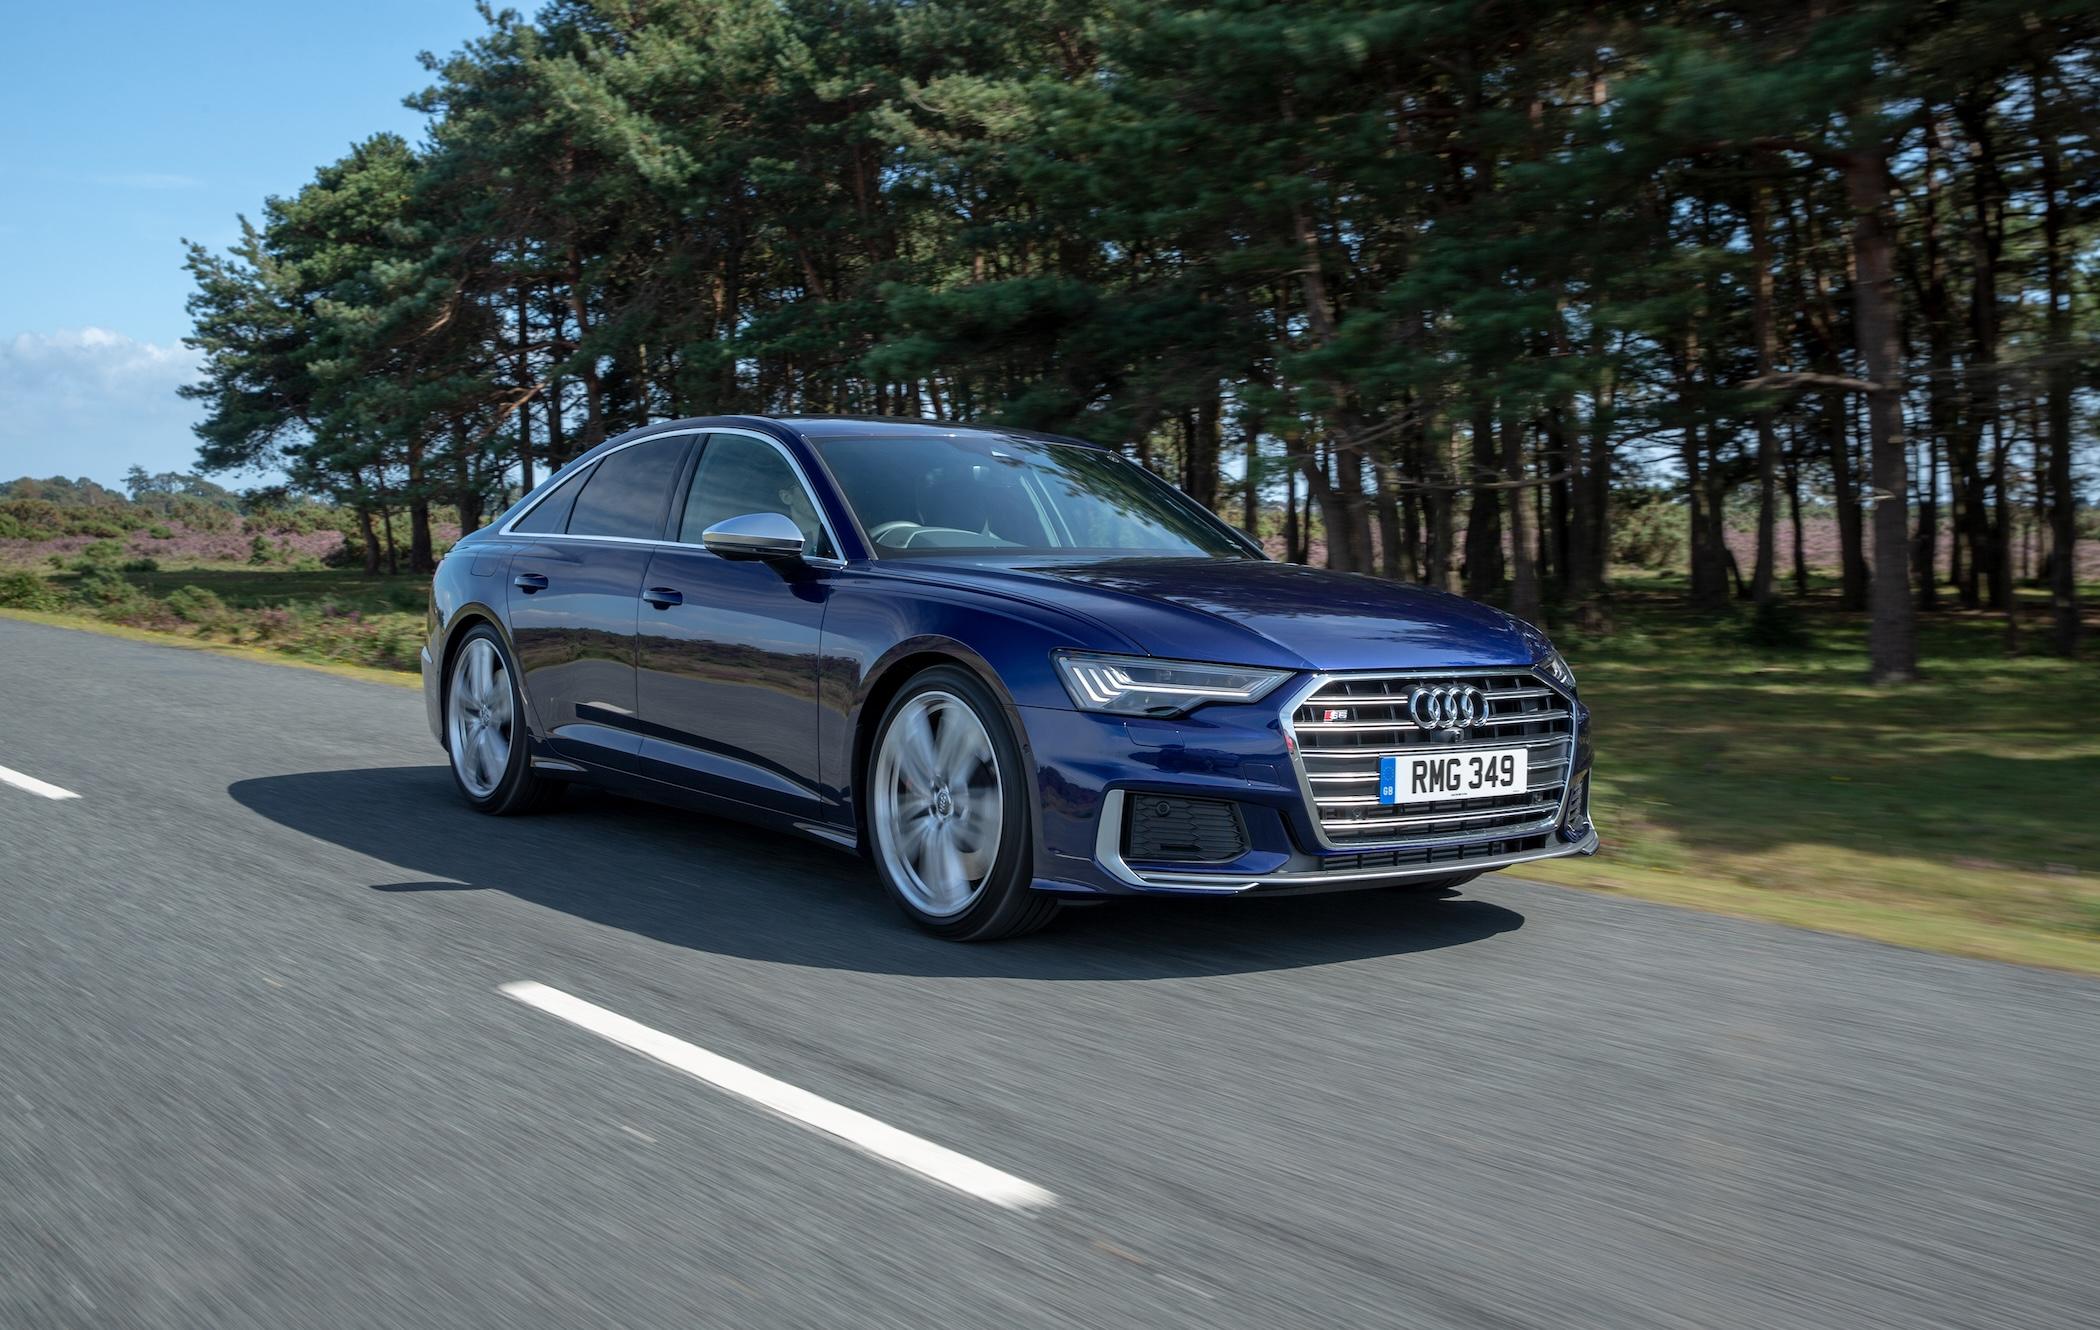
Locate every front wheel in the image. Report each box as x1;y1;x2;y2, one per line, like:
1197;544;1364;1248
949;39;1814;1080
445;624;561;815
867;666;1057;941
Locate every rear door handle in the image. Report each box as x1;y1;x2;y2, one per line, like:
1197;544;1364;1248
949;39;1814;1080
641;586;684;609
513;572;549;593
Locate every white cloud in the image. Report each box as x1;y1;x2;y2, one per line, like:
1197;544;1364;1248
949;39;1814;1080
0;328;217;486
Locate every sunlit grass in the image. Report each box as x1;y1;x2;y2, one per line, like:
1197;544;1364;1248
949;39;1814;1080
1525;577;2100;971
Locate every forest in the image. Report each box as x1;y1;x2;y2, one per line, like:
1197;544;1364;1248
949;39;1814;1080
180;0;2099;678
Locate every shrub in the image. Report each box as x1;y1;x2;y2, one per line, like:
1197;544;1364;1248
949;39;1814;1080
0;571;65;611
74;569;145;609
147;524;174;540
162;585;228;624
323;533;369;569
1611;498;1687;571
121;556;161;573
248;533;275;565
72;538;127;573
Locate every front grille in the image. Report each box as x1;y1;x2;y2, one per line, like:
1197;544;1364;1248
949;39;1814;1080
1124;794;1249;864
1287;669;1574;849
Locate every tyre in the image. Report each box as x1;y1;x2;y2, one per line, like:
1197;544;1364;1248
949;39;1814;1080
867;666;1057;941
444;623;561;815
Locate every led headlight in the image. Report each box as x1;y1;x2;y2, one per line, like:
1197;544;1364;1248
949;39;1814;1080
1535;644;1577;692
1053;652;1289;717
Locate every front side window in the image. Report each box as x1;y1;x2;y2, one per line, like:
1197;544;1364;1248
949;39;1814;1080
814;435;1249;558
565;437;688;539
677;434;834;558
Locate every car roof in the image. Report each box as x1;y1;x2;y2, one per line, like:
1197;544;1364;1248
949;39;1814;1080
714;414;1110;449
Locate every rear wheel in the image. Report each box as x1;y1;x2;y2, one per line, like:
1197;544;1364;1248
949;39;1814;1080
445;625;560;815
867;666;1056;941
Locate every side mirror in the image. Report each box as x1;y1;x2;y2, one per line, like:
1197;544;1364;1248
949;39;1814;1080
700;511;807;560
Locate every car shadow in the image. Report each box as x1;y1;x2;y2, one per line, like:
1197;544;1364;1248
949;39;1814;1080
229;766;1525;980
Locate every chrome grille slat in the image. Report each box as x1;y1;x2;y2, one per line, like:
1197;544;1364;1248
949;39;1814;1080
1319;784;1565;809
1294;710;1570;733
1324;808;1563;833
1285;667;1576;850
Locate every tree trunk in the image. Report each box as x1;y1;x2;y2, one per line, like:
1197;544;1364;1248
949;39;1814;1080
1373;456;1402;579
516;266;535;492
1913;432;1939;611
1282;465;1298;563
2036;73;2080;655
1750;172;1779;605
1503;414;1539;624
1464;400;1502;599
1426;425;1455;592
453;416;482;534
357;503;380;577
1827;392;1869;610
1187;390;1221;510
406;436;434;575
1784;422;1809;595
1240;415;1262;538
1844;150;1917;682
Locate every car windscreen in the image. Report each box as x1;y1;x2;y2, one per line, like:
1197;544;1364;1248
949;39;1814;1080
813;435;1251;558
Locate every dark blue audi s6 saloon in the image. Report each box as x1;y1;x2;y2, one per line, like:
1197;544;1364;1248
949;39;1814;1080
422;415;1597;939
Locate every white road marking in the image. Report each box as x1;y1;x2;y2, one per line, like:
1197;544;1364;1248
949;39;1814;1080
500;981;1057;1211
0;764;79;800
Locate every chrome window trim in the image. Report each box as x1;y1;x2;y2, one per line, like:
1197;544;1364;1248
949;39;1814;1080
496;426;850;568
1279;666;1578;853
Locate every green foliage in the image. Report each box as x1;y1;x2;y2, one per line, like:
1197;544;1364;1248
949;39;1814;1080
147;524;174;540
248;533;276;565
72;538;127;573
1611;494;1689;572
121;556;162;574
162;585;229;624
0;571;66;611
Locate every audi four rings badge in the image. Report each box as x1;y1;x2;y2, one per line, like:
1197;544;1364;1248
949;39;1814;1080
1407;684;1482;733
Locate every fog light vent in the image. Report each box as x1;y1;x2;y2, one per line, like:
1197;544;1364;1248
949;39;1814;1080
1125;795;1249;863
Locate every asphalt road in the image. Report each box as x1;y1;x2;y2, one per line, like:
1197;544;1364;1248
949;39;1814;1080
2;616;2096;1329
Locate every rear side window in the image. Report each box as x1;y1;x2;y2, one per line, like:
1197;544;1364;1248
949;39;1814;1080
509;462;595;534
565;437;688;539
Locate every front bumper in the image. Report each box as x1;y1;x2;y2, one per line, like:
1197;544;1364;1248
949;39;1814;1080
1019;677;1596;897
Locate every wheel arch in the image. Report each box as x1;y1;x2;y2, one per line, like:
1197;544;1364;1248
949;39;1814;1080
847;638;1042;864
434;603;516;751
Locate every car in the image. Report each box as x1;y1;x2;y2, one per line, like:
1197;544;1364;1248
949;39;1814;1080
421;415;1597;940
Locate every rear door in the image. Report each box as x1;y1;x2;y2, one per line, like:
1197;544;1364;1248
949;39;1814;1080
506;434;693;770
633;431;837;814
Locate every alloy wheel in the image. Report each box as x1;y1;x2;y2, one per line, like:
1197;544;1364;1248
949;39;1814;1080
448;636;514;799
872;690;1005;920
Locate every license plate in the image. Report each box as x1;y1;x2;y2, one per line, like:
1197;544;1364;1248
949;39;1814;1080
1379;749;1528;804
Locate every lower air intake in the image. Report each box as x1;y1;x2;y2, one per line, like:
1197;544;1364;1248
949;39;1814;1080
1124;795;1249;864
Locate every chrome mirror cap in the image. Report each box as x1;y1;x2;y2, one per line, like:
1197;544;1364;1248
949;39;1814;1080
700;511;807;560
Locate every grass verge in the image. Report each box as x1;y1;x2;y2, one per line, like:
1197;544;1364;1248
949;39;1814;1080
0;606;421;690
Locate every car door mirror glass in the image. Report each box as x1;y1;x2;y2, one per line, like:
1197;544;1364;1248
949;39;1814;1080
701;511;807;560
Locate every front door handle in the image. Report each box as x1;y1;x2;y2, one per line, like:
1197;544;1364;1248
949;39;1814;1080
641;586;684;609
513;572;549;593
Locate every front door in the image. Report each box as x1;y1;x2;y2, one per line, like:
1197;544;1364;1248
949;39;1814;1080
506;434;693;771
634;432;836;814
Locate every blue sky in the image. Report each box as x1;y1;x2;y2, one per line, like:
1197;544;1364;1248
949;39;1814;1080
0;1;488;488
